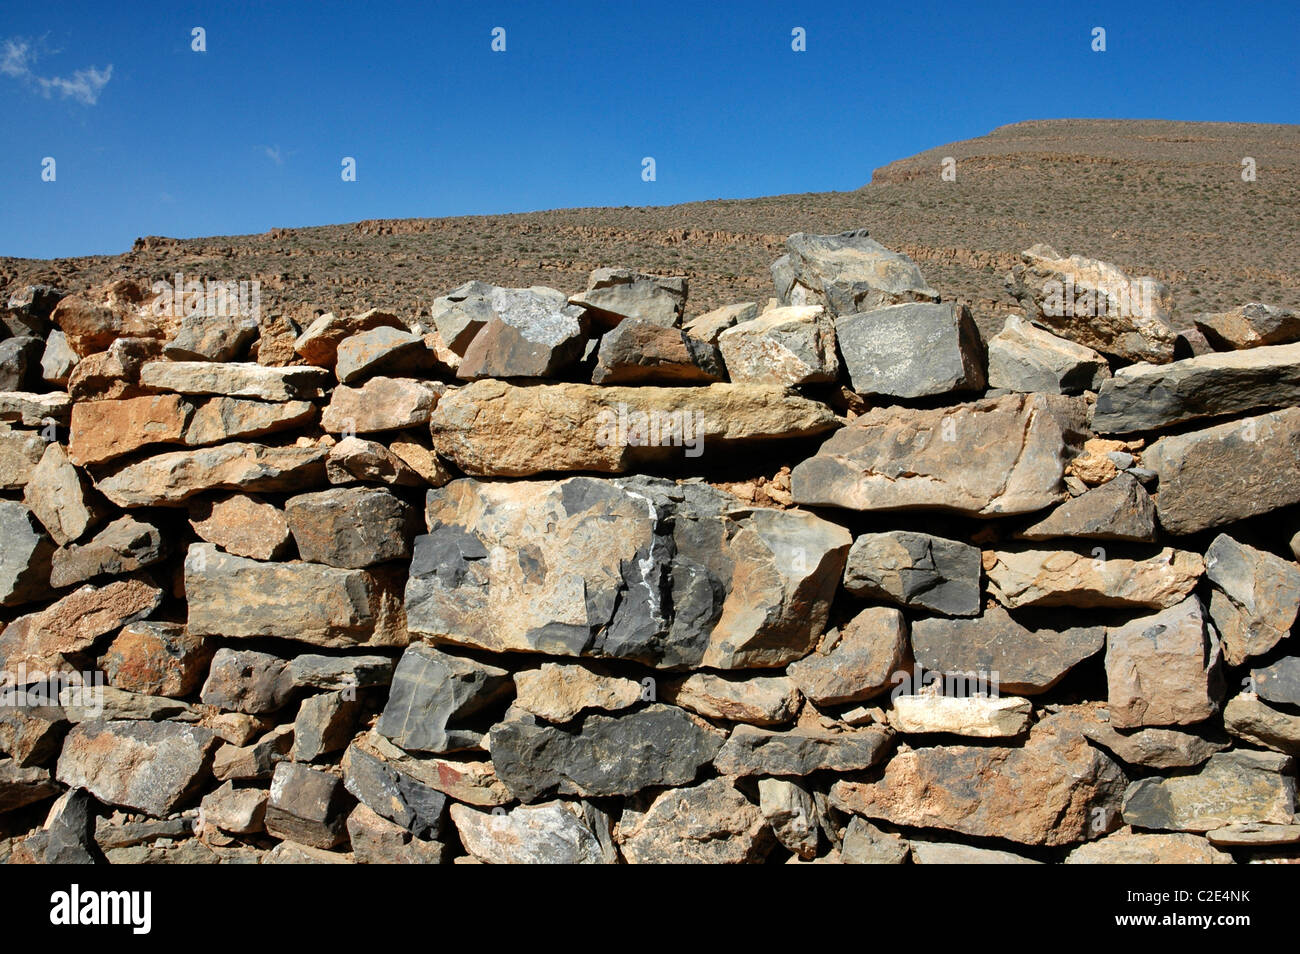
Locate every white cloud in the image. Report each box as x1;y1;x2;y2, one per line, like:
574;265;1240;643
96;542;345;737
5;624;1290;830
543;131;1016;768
1;37;112;105
264;145;284;166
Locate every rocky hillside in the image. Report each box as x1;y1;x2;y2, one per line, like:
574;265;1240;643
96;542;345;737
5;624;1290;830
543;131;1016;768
1;229;1297;863
2;120;1296;349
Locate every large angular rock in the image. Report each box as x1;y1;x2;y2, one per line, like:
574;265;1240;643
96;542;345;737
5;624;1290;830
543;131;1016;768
1204;533;1300;666
431;380;838;477
830;713;1127;847
682;302;757;344
888;694;1033;738
773;231;938;316
67;394;189;466
842;531;981;616
592;320;724;385
139;360;330;400
1224;693;1300;753
294;308;407;367
4;284;65;337
1094;342;1300;434
787;606;908;706
1122;750;1295;832
66;336;158;403
0;706;68;766
513;662;642;723
184;544;408;648
321;377;441;433
1017;472;1157;542
1052;703;1228;770
285;654;395;692
212;725;293;782
342;742;450;837
101;620;210;697
791;393;1087;515
94;442;327;507
660;672;798;726
188;494;291;561
716;305;839;387
1006;244;1176;362
335;326;432;384
264;762;352;849
56;720;218;816
353;735;512;807
836;301;984;399
200;648;293;714
407;477;849;668
569;267;687;327
1146;408;1300;534
0;336;42;391
1;578;163;670
0;391;71;427
713;724;893;777
50;515;165;587
616;777;773;864
984;545;1203;610
199;782;267;835
375;643;510;753
910;605;1105;695
758;779;819;859
348;803;447;864
163;310;258;362
285;487;418;568
450;801;615;864
40;331;78;385
456;286;588;379
1065;831;1234;864
24;443;103;545
487;705;725;802
325;436;424;487
0;500;55;606
0;426;45;489
291;691;360;761
1252;657;1300;706
181;397;315;447
1195;303;1300;350
987;314;1111;394
839;817;910;864
1105;597;1223;729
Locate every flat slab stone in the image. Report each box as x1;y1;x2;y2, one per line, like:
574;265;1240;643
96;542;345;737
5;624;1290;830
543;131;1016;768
836;301;984;399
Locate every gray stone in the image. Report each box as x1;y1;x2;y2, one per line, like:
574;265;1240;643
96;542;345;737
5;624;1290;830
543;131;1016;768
1204;533;1300;666
407;476;849;669
1094;342;1300;433
185;544;408;649
758;778;819;859
0;500;55;606
139;360;330;401
985;545;1203;610
341;742;449;838
1223;693;1300;754
488;705;725;802
0;391;71;427
1105;597;1224;729
1122;749;1296;832
56;720;218;816
842;531;981;616
0;759;60;813
49;515;165;588
1195;303;1300;350
791;392;1088;515
325;436;425;487
457;286;588;379
839;817;910;864
570;267;687;327
264;762;352;849
1252;657;1300;706
911;605;1105;695
0;426;45;490
713;724;893;777
375;643;510;753
43;788;99;864
335;326;431;384
347;804;448;864
212;725;294;781
773;230;938;316
0;336;42;391
450;801;616;864
24;442;104;545
617;777;773;864
987;314;1111;394
910;839;1043;864
200;648;293;714
592;320;724;384
286;487;418;568
717;305;839;387
292;691;361;761
321;377;442;433
164;312;258;362
181;397;316;446
4;284;65;337
285;654;395;692
682;302;758;343
836;301;984;398
1017;472;1157;542
294;308;408;367
1145;408;1300;535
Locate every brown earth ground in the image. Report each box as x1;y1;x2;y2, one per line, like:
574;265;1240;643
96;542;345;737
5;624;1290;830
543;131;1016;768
2;119;1297;344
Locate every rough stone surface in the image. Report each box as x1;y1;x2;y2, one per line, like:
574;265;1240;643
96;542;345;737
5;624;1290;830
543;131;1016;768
286;487;418;568
988;314;1111;394
56;720;218;816
264;761;351;848
321;377;441;433
456;286;588;379
682;302;757;343
1252;657;1300;706
102;620;211;697
200;648;293;714
792;393;1088;515
67;394;189;466
450;801;615;864
0;500;56;606
758;778;819;859
837;301;984;398
335;326;432;384
1065;831;1234;864
325;436;424;487
512;662;642;723
1122;750;1296;832
1017;473;1157;542
787;606;908;706
1006;243;1177;362
24;443;103;545
188;494;291;561
294;308;408;367
1204;533;1300;666
1223;693;1300;753
985;546;1203;610
1105;597;1224;729
374;643;509;753
291;691;360;761
717;305;839;387
842;531;981;616
569;267;687;327
662;672;799;726
181;397;316;447
592;320;724;385
431;380;838;477
773;231;938;316
1195;303;1300;351
139;361;330;401
0;426;45;490
407;476;849;668
616;777;772;864
714;724;894;777
49;515;165;588
94;442;327;508
1145;408;1300;535
830;713;1127;847
185;544;408;648
888;694;1033;738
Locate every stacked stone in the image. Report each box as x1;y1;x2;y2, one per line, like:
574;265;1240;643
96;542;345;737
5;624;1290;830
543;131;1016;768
0;234;1297;865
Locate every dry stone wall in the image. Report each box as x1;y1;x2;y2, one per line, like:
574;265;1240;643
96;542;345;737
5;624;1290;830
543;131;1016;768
1;231;1298;864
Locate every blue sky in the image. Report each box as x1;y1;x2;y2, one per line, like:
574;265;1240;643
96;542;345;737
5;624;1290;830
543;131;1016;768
2;0;1296;259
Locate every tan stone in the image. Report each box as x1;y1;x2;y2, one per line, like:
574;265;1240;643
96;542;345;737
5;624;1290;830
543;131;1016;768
984;546;1203;610
181;397;316;446
321;377;442;433
93;442;327;507
294;309;408;367
68;394;190;466
1065;830;1234;864
887;693;1033;737
188;494;291;561
513;663;643;723
662;672;799;726
23;443;104;545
